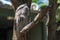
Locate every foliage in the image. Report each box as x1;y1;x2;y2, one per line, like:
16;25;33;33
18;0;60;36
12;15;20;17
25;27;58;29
56;0;60;30
32;0;49;7
32;0;37;2
56;6;60;22
57;0;60;3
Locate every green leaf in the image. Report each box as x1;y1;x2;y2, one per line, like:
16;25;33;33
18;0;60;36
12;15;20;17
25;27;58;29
32;0;37;2
40;2;46;7
57;0;60;3
56;15;60;22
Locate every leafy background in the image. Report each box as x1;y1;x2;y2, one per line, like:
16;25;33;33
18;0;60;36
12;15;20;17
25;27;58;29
0;0;60;29
56;0;60;22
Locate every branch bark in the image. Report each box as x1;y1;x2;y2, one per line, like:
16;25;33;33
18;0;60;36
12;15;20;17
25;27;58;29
48;0;57;40
11;0;31;10
10;0;21;10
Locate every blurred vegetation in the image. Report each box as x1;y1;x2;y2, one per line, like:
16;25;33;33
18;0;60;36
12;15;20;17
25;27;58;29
0;0;60;23
56;0;60;30
0;0;60;26
56;0;60;22
0;1;14;29
32;0;48;6
0;1;12;9
57;0;60;3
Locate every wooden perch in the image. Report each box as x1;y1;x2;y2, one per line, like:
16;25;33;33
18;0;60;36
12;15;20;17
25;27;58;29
19;6;52;40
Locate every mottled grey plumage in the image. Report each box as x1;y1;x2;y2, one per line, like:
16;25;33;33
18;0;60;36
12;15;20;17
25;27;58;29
15;4;29;24
13;4;30;40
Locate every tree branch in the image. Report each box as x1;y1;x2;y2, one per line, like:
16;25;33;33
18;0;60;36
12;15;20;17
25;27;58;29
20;6;49;34
19;6;51;40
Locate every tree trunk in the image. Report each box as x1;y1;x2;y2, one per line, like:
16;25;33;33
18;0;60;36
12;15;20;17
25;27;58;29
48;0;57;40
11;0;31;10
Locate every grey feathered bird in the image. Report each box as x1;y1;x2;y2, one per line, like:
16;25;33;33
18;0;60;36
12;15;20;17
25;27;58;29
13;4;30;40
